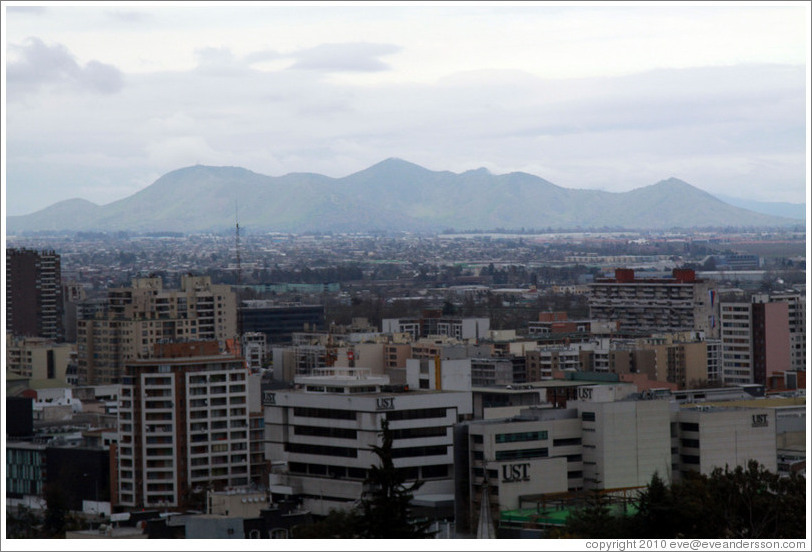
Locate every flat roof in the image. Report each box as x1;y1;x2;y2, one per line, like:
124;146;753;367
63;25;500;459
682;397;805;409
501;503;638;526
474;380;621;392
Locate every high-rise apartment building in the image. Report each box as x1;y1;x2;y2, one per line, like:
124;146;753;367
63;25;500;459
116;342;250;509
588;268;719;338
6;248;64;340
769;292;806;373
720;295;792;386
77;275;236;385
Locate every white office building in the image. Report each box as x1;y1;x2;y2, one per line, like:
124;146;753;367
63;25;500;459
675;406;778;478
568;384;673;490
263;367;472;516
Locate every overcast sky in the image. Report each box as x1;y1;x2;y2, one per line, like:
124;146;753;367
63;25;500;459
3;1;810;216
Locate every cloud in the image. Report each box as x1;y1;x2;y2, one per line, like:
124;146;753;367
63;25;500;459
6;6;46;15
104;10;155;24
244;49;282;64
6;37;124;99
288;42;401;72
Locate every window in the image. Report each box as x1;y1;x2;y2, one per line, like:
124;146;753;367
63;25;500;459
293;407;356;420
391;445;448;459
294;425;357;440
495;430;547;444
285;442;357;458
554;437;582;447
387;408;447;421
581;412;595;422
422;464;448;479
680;422;700;432
495;448;548;461
391;426;447;440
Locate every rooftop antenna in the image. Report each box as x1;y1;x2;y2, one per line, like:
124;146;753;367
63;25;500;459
235;199;241;287
235;198;243;340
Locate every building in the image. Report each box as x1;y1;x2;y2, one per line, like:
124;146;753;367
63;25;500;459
239;301;325;345
77;275;236;385
6;442;48;504
242;332;267;372
769;292;806;373
263;367;472;516
675;406;778;478
526;312;614;336
459;407;584;533
62;281;88;342
116;341;251;509
382;312;490;341
568;384;672;490
6;335;75;384
7;438;110;513
720;295;792;386
588;268;719;338
526;347;583;381
404;356;516;393
6;248;64;340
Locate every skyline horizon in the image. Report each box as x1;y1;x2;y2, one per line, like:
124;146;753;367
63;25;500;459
8;157;807;219
4;3;809;217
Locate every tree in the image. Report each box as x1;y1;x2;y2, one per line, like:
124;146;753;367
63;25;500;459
292;508;360;538
356;419;435;538
564;489;628;538
633;472;677;538
562;462;806;539
42;483;69;537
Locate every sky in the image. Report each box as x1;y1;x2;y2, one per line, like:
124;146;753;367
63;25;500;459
3;1;810;217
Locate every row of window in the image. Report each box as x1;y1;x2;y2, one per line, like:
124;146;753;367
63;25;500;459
495;430;548;444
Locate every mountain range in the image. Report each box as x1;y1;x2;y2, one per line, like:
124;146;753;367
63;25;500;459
6;159;803;234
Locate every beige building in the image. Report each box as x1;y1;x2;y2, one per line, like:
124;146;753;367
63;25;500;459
77;275;236;385
5;335;75;384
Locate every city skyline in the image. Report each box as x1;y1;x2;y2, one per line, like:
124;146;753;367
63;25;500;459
3;1;810;217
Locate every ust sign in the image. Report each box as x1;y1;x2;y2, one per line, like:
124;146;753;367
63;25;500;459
501;463;531;483
751;414;768;428
376;397;395;410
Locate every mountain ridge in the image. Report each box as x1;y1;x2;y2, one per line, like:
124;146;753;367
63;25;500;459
7;159;801;233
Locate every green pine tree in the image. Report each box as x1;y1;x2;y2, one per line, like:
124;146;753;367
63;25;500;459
356;418;435;538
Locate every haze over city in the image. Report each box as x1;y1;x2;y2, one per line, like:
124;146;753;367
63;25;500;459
2;1;810;547
3;1;810;217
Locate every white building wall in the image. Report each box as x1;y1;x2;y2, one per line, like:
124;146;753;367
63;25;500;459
678;407;777;476
263;386;471;516
570;386;671;489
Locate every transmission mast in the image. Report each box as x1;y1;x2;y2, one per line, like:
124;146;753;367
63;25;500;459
235;201;242;287
235;200;243;340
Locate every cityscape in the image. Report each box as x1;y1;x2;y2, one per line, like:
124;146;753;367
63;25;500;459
3;1;809;549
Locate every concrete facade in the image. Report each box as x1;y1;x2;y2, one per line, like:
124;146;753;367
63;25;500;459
262;367;472;516
675;406;778;477
78;275;237;385
589;268;719;338
569;384;672;489
117;344;250;509
6;248;63;340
